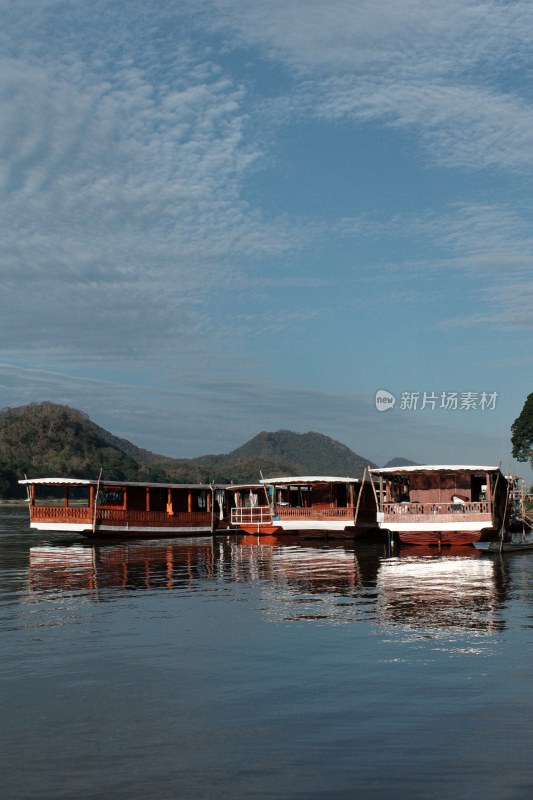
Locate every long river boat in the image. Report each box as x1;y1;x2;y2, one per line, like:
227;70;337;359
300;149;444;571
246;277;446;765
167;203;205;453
19;477;231;537
369;465;510;546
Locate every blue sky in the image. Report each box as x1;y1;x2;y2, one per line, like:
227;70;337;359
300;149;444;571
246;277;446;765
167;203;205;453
0;0;532;477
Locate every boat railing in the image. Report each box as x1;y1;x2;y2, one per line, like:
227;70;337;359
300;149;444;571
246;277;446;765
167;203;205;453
31;506;93;522
382;501;491;517
231;506;273;526
276;506;355;520
96;508;213;525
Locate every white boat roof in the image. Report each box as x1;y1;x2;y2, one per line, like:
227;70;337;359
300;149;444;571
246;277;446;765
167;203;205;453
370;465;500;476
260;475;361;485
18;477;227;489
19;478;94;486
227;484;265;490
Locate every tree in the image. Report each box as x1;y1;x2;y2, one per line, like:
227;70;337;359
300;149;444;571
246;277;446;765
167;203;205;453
511;393;533;468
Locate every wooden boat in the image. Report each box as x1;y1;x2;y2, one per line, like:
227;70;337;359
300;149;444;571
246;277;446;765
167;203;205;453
369;465;510;546
228;475;377;538
18;477;230;537
473;540;533;553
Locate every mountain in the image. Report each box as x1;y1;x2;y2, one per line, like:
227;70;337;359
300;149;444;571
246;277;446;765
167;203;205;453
0;403;144;496
382;457;420;468
226;430;374;476
0;403;377;497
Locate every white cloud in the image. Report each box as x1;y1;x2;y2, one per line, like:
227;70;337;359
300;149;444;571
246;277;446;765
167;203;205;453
316;79;533;171
445;281;533;330
0;19;315;367
196;0;533;171
334;201;533;333
203;0;532;75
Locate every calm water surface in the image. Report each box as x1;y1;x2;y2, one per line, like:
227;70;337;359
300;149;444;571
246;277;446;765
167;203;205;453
2;506;533;799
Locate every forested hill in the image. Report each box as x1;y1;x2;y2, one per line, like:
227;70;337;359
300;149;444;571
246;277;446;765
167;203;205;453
0;403;381;497
224;430;375;476
382;457;420;468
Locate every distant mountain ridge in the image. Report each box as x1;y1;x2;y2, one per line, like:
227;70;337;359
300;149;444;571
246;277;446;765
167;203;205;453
0;402;413;498
381;457;420;468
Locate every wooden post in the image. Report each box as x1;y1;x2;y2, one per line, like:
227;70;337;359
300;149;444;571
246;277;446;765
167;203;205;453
188;491;192;513
492;471;500;524
368;467;379;511
146;486;150;512
354;470;366;526
486;471;492;503
92;469;103;533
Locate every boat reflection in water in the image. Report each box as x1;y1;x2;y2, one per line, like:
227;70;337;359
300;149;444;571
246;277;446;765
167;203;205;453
28;537;508;632
29;535;366;590
376;547;508;634
29;538;220;593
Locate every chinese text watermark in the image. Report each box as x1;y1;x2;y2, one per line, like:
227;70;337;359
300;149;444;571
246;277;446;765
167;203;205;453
375;390;498;412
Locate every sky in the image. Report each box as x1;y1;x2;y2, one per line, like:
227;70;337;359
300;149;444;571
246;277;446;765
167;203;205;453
0;0;532;478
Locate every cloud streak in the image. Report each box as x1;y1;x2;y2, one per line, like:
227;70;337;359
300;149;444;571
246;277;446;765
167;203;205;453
199;0;533;171
0;11;316;367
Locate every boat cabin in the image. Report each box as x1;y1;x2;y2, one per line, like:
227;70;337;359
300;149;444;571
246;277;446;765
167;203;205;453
230;475;376;536
369;465;509;545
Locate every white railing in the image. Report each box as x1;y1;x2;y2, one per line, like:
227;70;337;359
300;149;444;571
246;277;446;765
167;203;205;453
231;506;273;526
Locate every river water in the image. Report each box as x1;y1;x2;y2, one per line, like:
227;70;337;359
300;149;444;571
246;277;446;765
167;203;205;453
2;506;533;799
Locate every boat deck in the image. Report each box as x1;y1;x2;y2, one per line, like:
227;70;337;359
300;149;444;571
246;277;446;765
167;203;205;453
381;501;492;525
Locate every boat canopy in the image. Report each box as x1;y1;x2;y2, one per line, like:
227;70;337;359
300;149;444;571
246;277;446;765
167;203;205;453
226;483;264;490
18;478;94;486
260;475;362;485
18;477;228;489
370;465;500;476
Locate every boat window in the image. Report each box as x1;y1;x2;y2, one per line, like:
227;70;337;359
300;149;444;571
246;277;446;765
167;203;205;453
171;489;188;512
197;491;207;510
335;483;348;508
311;485;331;506
126;486;146;511
149;487;166;512
471;476;485;502
33;485;65;506
66;486;90;507
32;484;91;507
98;489;124;507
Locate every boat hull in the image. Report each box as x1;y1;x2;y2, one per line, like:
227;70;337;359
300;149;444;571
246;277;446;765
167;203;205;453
397;528;493;546
29;521;222;538
236;524;282;536
235;522;367;539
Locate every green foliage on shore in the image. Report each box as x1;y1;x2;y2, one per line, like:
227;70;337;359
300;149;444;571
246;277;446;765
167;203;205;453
0;403;375;497
511;393;533;469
